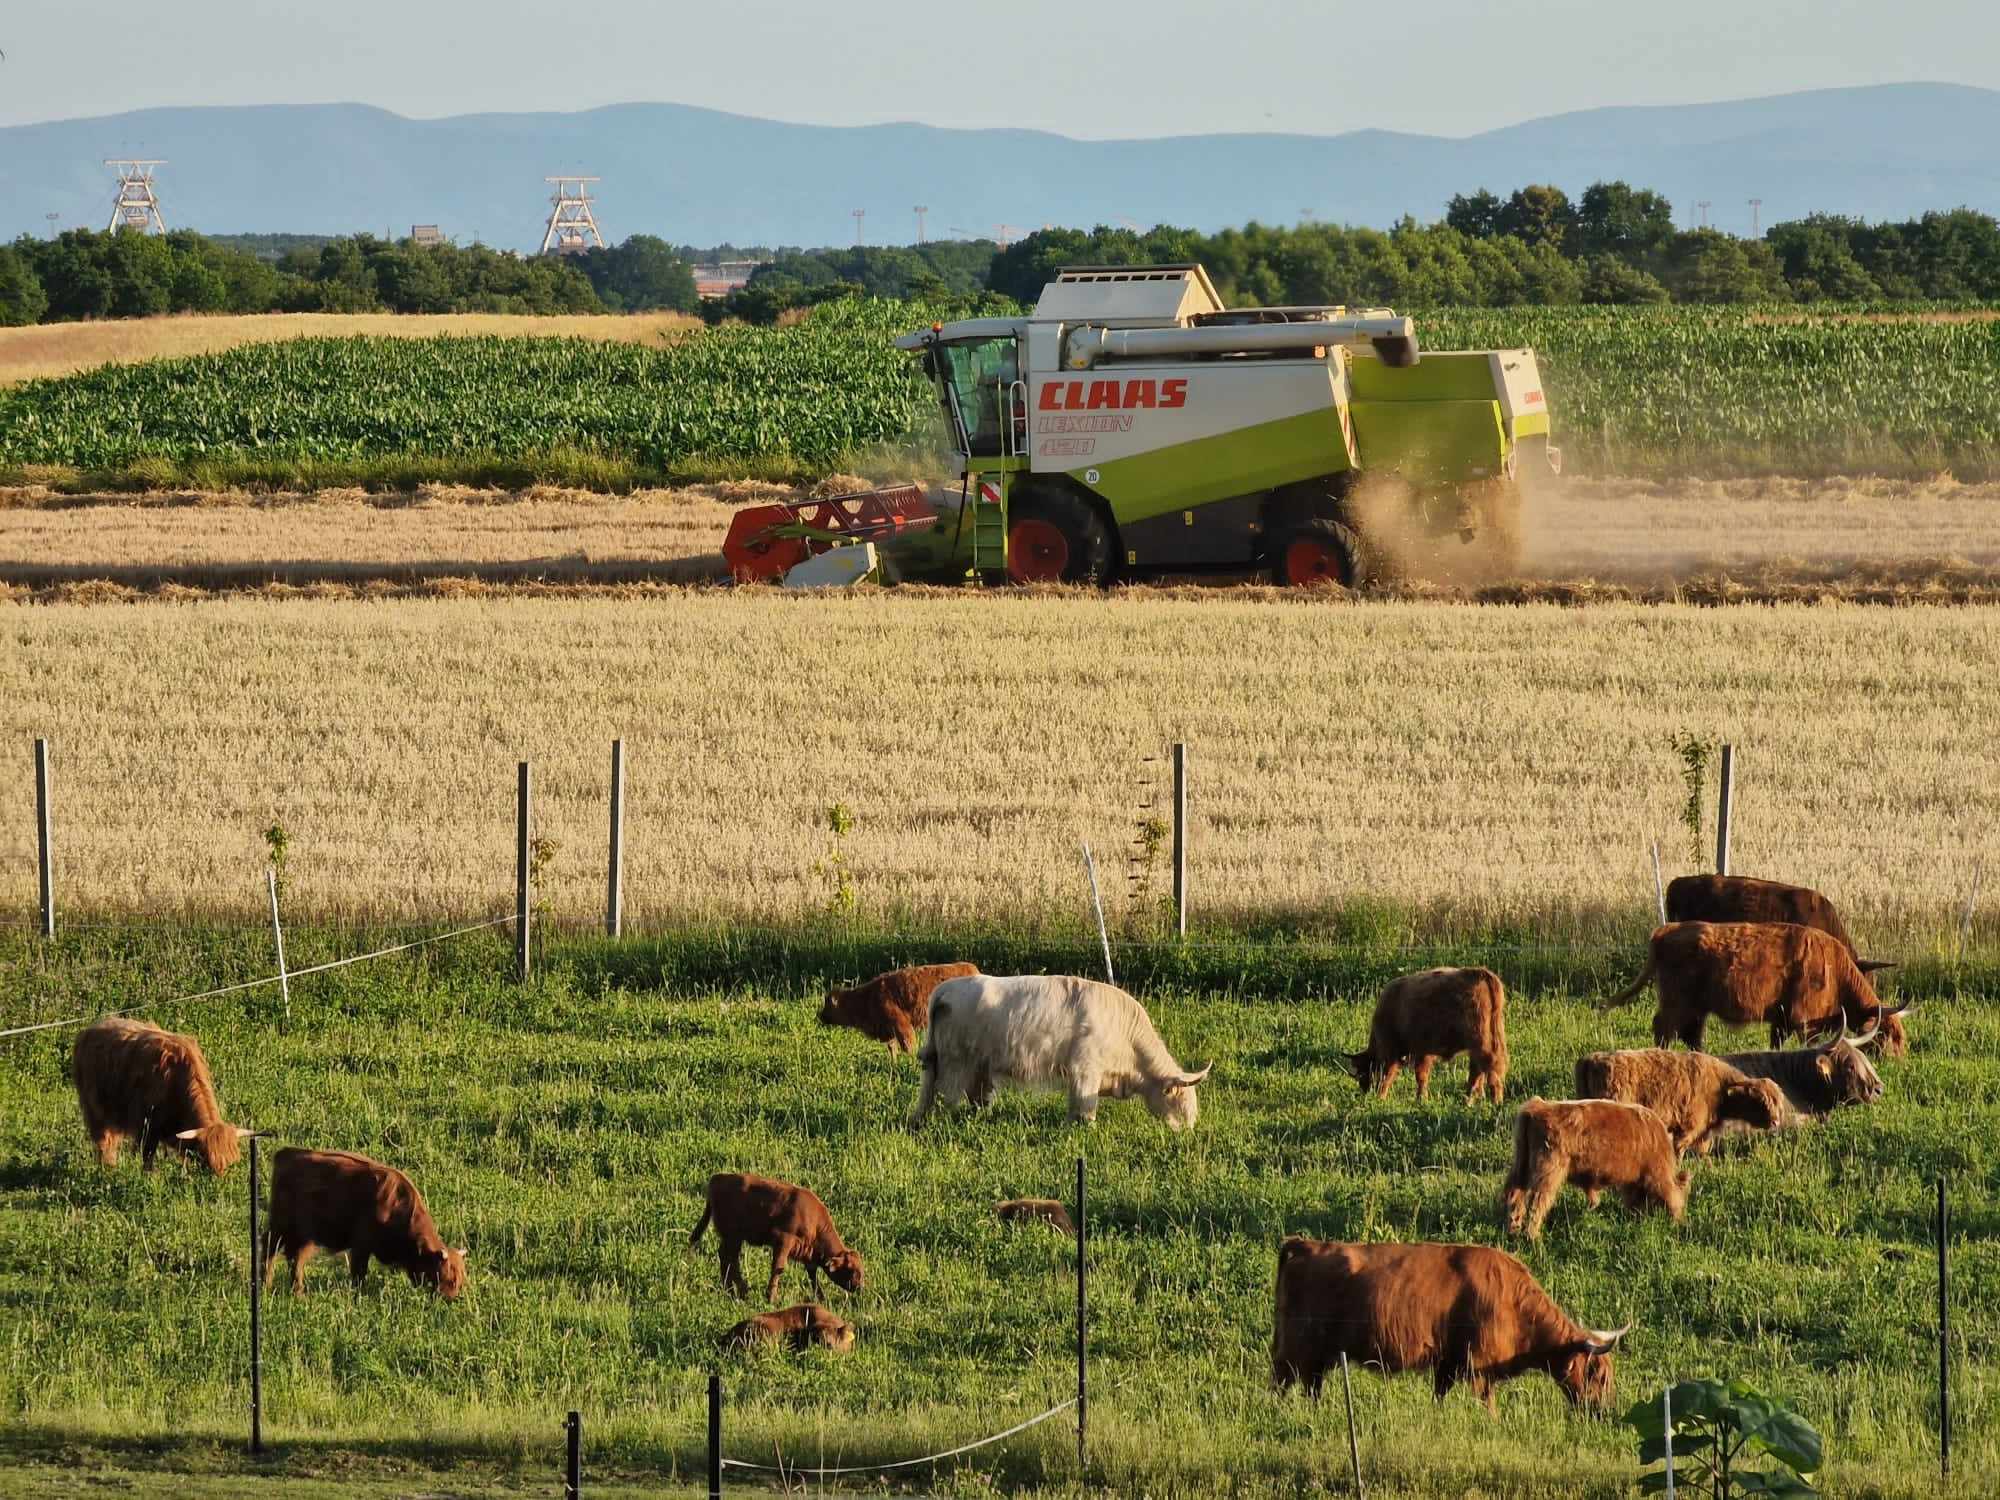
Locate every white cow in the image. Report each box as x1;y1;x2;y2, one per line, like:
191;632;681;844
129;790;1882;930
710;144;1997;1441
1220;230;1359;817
913;974;1212;1129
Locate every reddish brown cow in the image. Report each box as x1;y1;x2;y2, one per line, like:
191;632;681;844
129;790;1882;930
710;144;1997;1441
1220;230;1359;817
1573;1049;1785;1156
1666;877;1905;1054
721;1303;857;1353
1610;922;1910;1052
72;1017;247;1174
263;1148;467;1299
1341;967;1507;1103
690;1172;864;1303
1271;1237;1630;1411
819;962;978;1055
995;1197;1077;1236
1500;1099;1689;1240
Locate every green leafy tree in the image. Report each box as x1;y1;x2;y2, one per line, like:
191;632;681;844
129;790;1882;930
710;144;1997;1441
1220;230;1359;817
1497;184;1576;250
1445;189;1505;239
1573;181;1676;259
1582;255;1671;304
0;245;48;326
1626;1378;1822;1498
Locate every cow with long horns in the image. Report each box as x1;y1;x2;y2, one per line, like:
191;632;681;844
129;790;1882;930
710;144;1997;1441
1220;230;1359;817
1722;1025;1885;1126
1272;1237;1631;1412
1665;876;1904;1054
1609;922;1911;1052
71;1017;249;1174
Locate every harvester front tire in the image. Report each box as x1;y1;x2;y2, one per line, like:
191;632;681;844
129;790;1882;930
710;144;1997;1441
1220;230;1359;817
1007;490;1112;585
1271;519;1363;588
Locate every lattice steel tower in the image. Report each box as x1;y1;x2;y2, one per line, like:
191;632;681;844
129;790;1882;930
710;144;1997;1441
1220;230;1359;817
540;176;605;254
105;159;168;234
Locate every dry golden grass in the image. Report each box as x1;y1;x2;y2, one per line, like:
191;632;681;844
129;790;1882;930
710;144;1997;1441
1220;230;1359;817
0;481;755;586
1;593;1993;949
0;311;702;385
1523;474;2000;578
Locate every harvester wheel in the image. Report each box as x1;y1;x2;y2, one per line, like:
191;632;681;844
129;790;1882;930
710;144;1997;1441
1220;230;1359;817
1272;518;1363;588
1007;490;1111;585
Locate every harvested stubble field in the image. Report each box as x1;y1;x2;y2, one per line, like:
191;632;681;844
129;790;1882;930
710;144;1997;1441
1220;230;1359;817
5;475;2000;602
0;310;701;387
2;593;1995;949
0;926;1994;1500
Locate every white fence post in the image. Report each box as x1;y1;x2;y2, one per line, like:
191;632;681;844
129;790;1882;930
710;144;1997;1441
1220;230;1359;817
266;867;291;1023
1082;841;1113;985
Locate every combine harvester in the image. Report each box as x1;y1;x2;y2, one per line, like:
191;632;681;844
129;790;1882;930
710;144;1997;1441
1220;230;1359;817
723;263;1558;587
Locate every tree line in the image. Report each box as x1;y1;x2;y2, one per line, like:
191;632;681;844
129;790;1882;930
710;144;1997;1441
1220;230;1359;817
2;180;1997;331
720;182;2000;319
0;230;703;327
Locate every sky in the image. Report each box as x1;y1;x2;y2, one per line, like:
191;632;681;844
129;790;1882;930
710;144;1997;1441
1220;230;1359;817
0;0;1991;137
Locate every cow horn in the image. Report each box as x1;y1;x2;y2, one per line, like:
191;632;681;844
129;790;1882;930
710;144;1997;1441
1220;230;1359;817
234;1127;254;1139
1583;1320;1633;1351
1178;1062;1213;1087
175;1127;201;1140
1330;1052;1357;1077
1858;959;1897;974
1883;998;1914;1017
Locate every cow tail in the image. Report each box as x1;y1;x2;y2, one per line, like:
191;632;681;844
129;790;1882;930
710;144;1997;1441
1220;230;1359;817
1506;1107;1535;1189
1604;953;1657;1008
688;1196;713;1250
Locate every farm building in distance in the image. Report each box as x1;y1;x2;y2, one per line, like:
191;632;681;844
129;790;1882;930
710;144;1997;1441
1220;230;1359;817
409;224;444;246
693;261;756;299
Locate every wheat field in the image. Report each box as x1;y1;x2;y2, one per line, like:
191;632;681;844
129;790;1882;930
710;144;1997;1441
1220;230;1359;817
0;311;701;386
4;476;1998;598
2;592;1994;947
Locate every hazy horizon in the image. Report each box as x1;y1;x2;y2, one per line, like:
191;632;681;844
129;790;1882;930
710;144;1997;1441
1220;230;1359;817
3;0;1994;139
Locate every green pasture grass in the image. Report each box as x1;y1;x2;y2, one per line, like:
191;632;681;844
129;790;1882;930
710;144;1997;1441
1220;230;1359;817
0;923;1994;1498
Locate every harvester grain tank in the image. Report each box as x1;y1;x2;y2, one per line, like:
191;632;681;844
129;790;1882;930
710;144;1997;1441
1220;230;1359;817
722;264;1558;586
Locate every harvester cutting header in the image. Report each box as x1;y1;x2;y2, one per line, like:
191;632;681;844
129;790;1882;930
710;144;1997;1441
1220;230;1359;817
723;264;1558;587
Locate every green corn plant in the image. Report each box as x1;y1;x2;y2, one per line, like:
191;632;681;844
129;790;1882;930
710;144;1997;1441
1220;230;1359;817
1626;1378;1822;1498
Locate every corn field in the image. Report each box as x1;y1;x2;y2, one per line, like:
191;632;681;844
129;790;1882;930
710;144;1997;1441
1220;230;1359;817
0;300;1996;479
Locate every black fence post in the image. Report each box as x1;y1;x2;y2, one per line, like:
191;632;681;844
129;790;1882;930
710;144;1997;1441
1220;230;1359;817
565;1409;581;1498
1075;1154;1087;1472
707;1372;722;1500
1938;1175;1950;1481
248;1131;263;1456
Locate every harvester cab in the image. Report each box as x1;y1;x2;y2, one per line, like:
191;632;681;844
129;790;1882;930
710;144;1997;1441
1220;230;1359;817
723;263;1558;587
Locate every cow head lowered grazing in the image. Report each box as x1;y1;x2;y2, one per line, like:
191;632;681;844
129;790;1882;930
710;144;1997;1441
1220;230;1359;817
913;974;1212;1129
1272;1238;1631;1413
71;1016;250;1174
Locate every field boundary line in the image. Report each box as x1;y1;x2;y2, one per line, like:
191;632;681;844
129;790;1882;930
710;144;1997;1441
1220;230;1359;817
719;1394;1077;1475
0;914;516;1040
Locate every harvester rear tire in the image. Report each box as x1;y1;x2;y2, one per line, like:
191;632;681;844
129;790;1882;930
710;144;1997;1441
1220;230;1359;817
1271;518;1364;588
1007;490;1112;585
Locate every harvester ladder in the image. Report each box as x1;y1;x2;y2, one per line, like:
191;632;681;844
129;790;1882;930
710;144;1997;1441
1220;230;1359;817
971;474;1008;574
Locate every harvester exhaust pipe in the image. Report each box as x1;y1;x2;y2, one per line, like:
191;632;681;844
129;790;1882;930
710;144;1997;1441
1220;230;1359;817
1064;315;1419;370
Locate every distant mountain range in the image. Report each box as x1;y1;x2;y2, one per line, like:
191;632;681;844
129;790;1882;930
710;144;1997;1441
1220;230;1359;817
2;84;1995;252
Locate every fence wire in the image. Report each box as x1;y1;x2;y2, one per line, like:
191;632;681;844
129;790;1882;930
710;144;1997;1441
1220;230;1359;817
0;913;515;1040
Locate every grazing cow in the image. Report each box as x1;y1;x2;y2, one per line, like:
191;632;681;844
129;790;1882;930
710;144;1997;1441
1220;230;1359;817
721;1303;857;1353
1573;1048;1785;1156
1499;1098;1689;1241
263;1148;467;1299
1271;1237;1630;1411
995;1197;1077;1236
1340;967;1508;1103
71;1016;247;1174
819;961;978;1055
1666;877;1904;1054
690;1172;864;1303
914;974;1211;1129
1609;922;1910;1052
1723;1027;1884;1126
